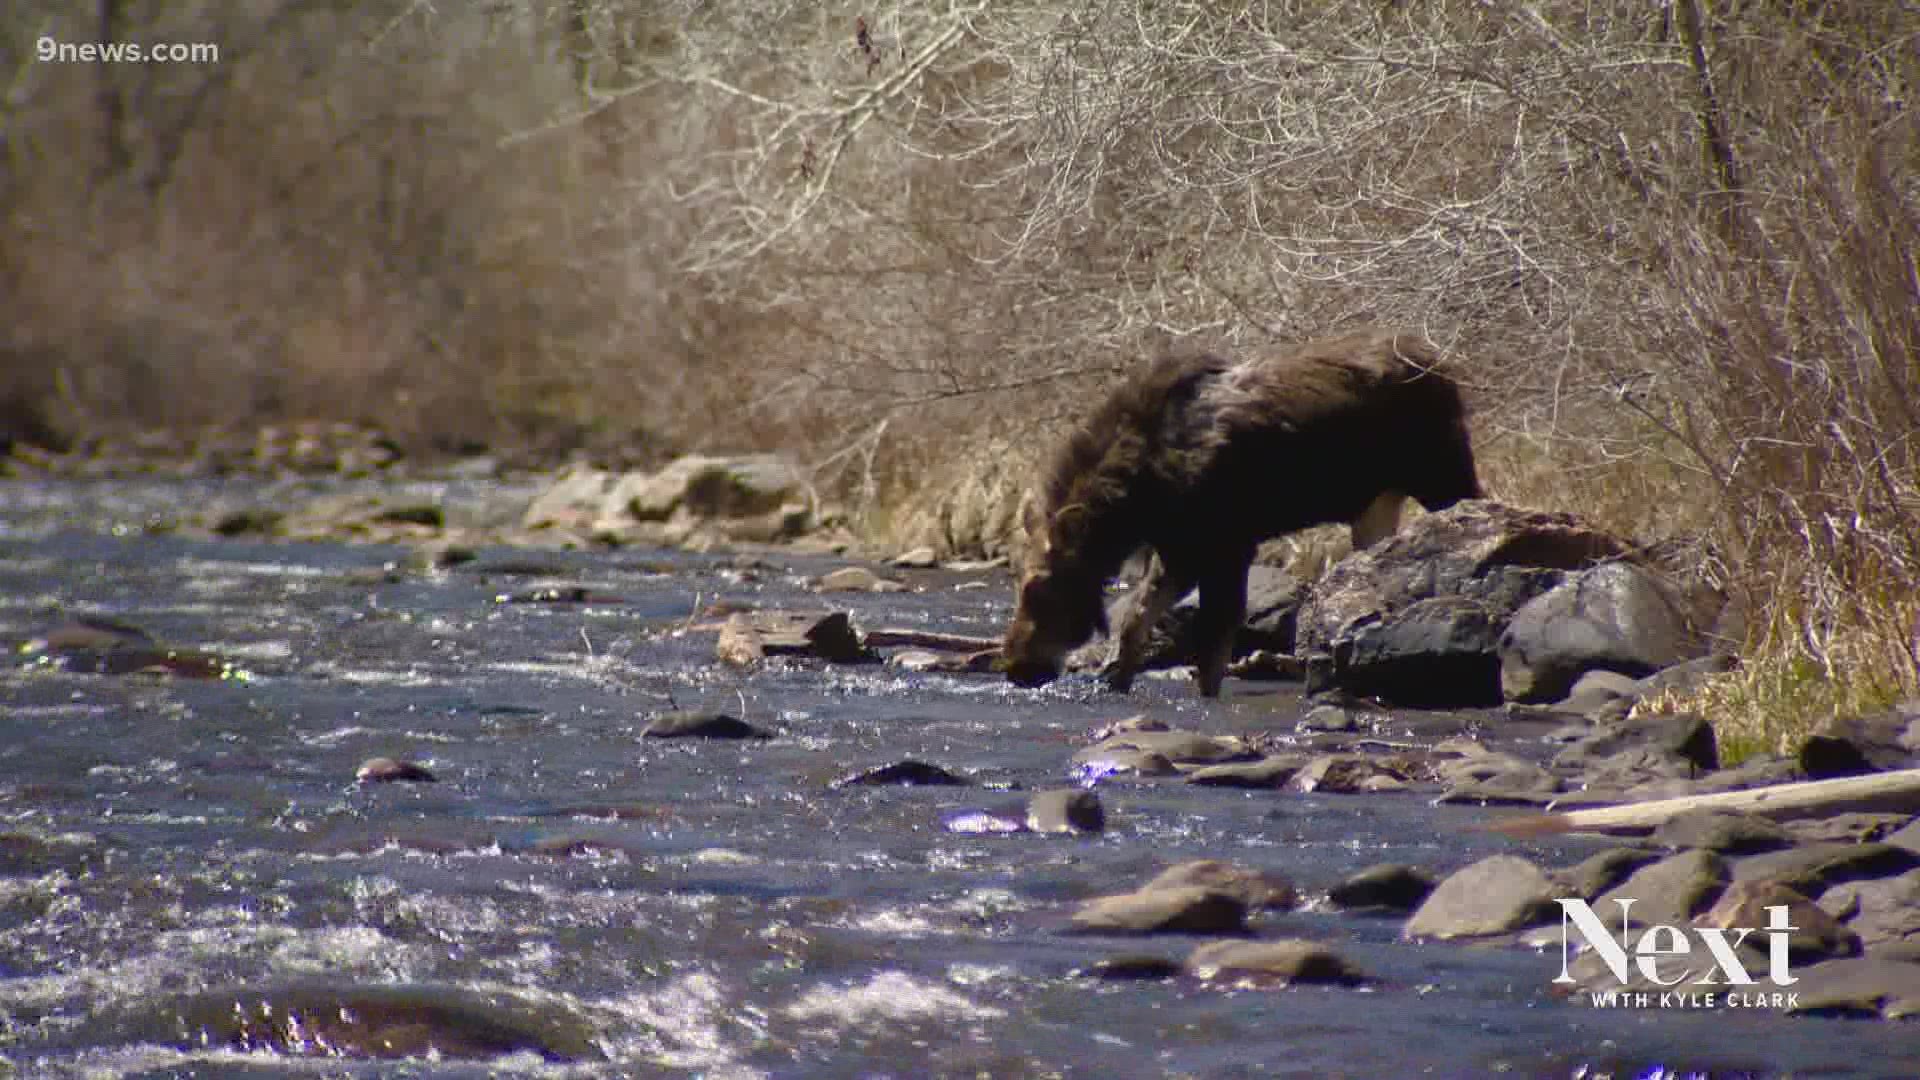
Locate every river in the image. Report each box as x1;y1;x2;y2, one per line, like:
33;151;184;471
0;476;1913;1077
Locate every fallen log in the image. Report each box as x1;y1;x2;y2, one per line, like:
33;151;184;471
862;628;1002;653
1485;767;1920;838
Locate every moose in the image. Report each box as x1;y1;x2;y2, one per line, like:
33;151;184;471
1002;330;1482;697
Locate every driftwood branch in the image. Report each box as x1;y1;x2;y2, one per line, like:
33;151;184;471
862;628;1001;652
1487;768;1920;837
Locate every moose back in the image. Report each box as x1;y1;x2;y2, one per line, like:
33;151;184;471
1002;330;1482;697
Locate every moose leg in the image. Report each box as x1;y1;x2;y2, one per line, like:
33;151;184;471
1191;552;1254;698
1104;553;1194;693
1349;491;1405;550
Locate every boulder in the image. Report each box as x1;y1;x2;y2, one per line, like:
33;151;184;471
523;454;816;547
1297;503;1629;706
1184;939;1366;985
1404;855;1559;939
1070;886;1248;936
1498;561;1710;704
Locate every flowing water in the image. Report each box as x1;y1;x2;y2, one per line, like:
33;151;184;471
0;478;1914;1078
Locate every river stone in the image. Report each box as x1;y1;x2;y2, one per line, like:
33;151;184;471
1328;863;1436;912
1551;848;1662;901
815;566;906;594
1026;789;1105;834
356;757;437;784
1435;755;1561;806
1141;859;1299;911
1184;939;1366;985
1086;714;1168;742
1184;755;1307;789
1593;849;1729;928
1890;818;1920;856
1404;855;1559;939
1651;809;1795;854
1557;668;1645;719
125;981;603;1061
1784;813;1917;846
1498;560;1707;704
1287;754;1410;794
1075;730;1252;767
1700;879;1860;963
1296;704;1369;733
1729;842;1920;895
1070;886;1248;936
832;761;970;787
1788;954;1920;1019
1818;870;1920;948
1551;712;1718;774
890;546;940;569
1070;748;1179;781
641;711;772;740
1797;709;1920;779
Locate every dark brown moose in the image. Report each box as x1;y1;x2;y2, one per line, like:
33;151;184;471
1003;330;1482;697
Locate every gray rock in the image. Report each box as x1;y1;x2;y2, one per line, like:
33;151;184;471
1435;754;1561;806
814;566;906;594
832;761;970;787
1070;886;1248;935
1557;669;1645;719
1074;731;1253;767
1798;709;1920;779
1322;595;1509;708
1700;879;1860;963
1026;789;1105;834
1593;849;1729;928
356;757;437;783
1086;714;1168;742
1184;755;1307;789
1287;754;1410;794
1889;818;1920;856
1782;813;1916;846
1819;870;1920;948
1140;859;1298;911
1551;848;1662;900
1069;748;1179;781
641;711;772;740
1499;561;1708;704
1788;953;1920;1019
1184;939;1366;985
1729;842;1920;895
1651;810;1795;854
1297;503;1630;707
1404;855;1559;939
1328;864;1436;912
1551;712;1718;774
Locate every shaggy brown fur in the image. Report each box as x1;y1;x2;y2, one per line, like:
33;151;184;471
1003;330;1482;696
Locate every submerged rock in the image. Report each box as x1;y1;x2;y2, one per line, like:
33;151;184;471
1026;789;1105;834
1140;859;1299;911
113;981;603;1061
356;757;437;784
1328;864;1436;913
641;711;773;740
1184;939;1366;986
1070;886;1248;936
833;760;971;787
